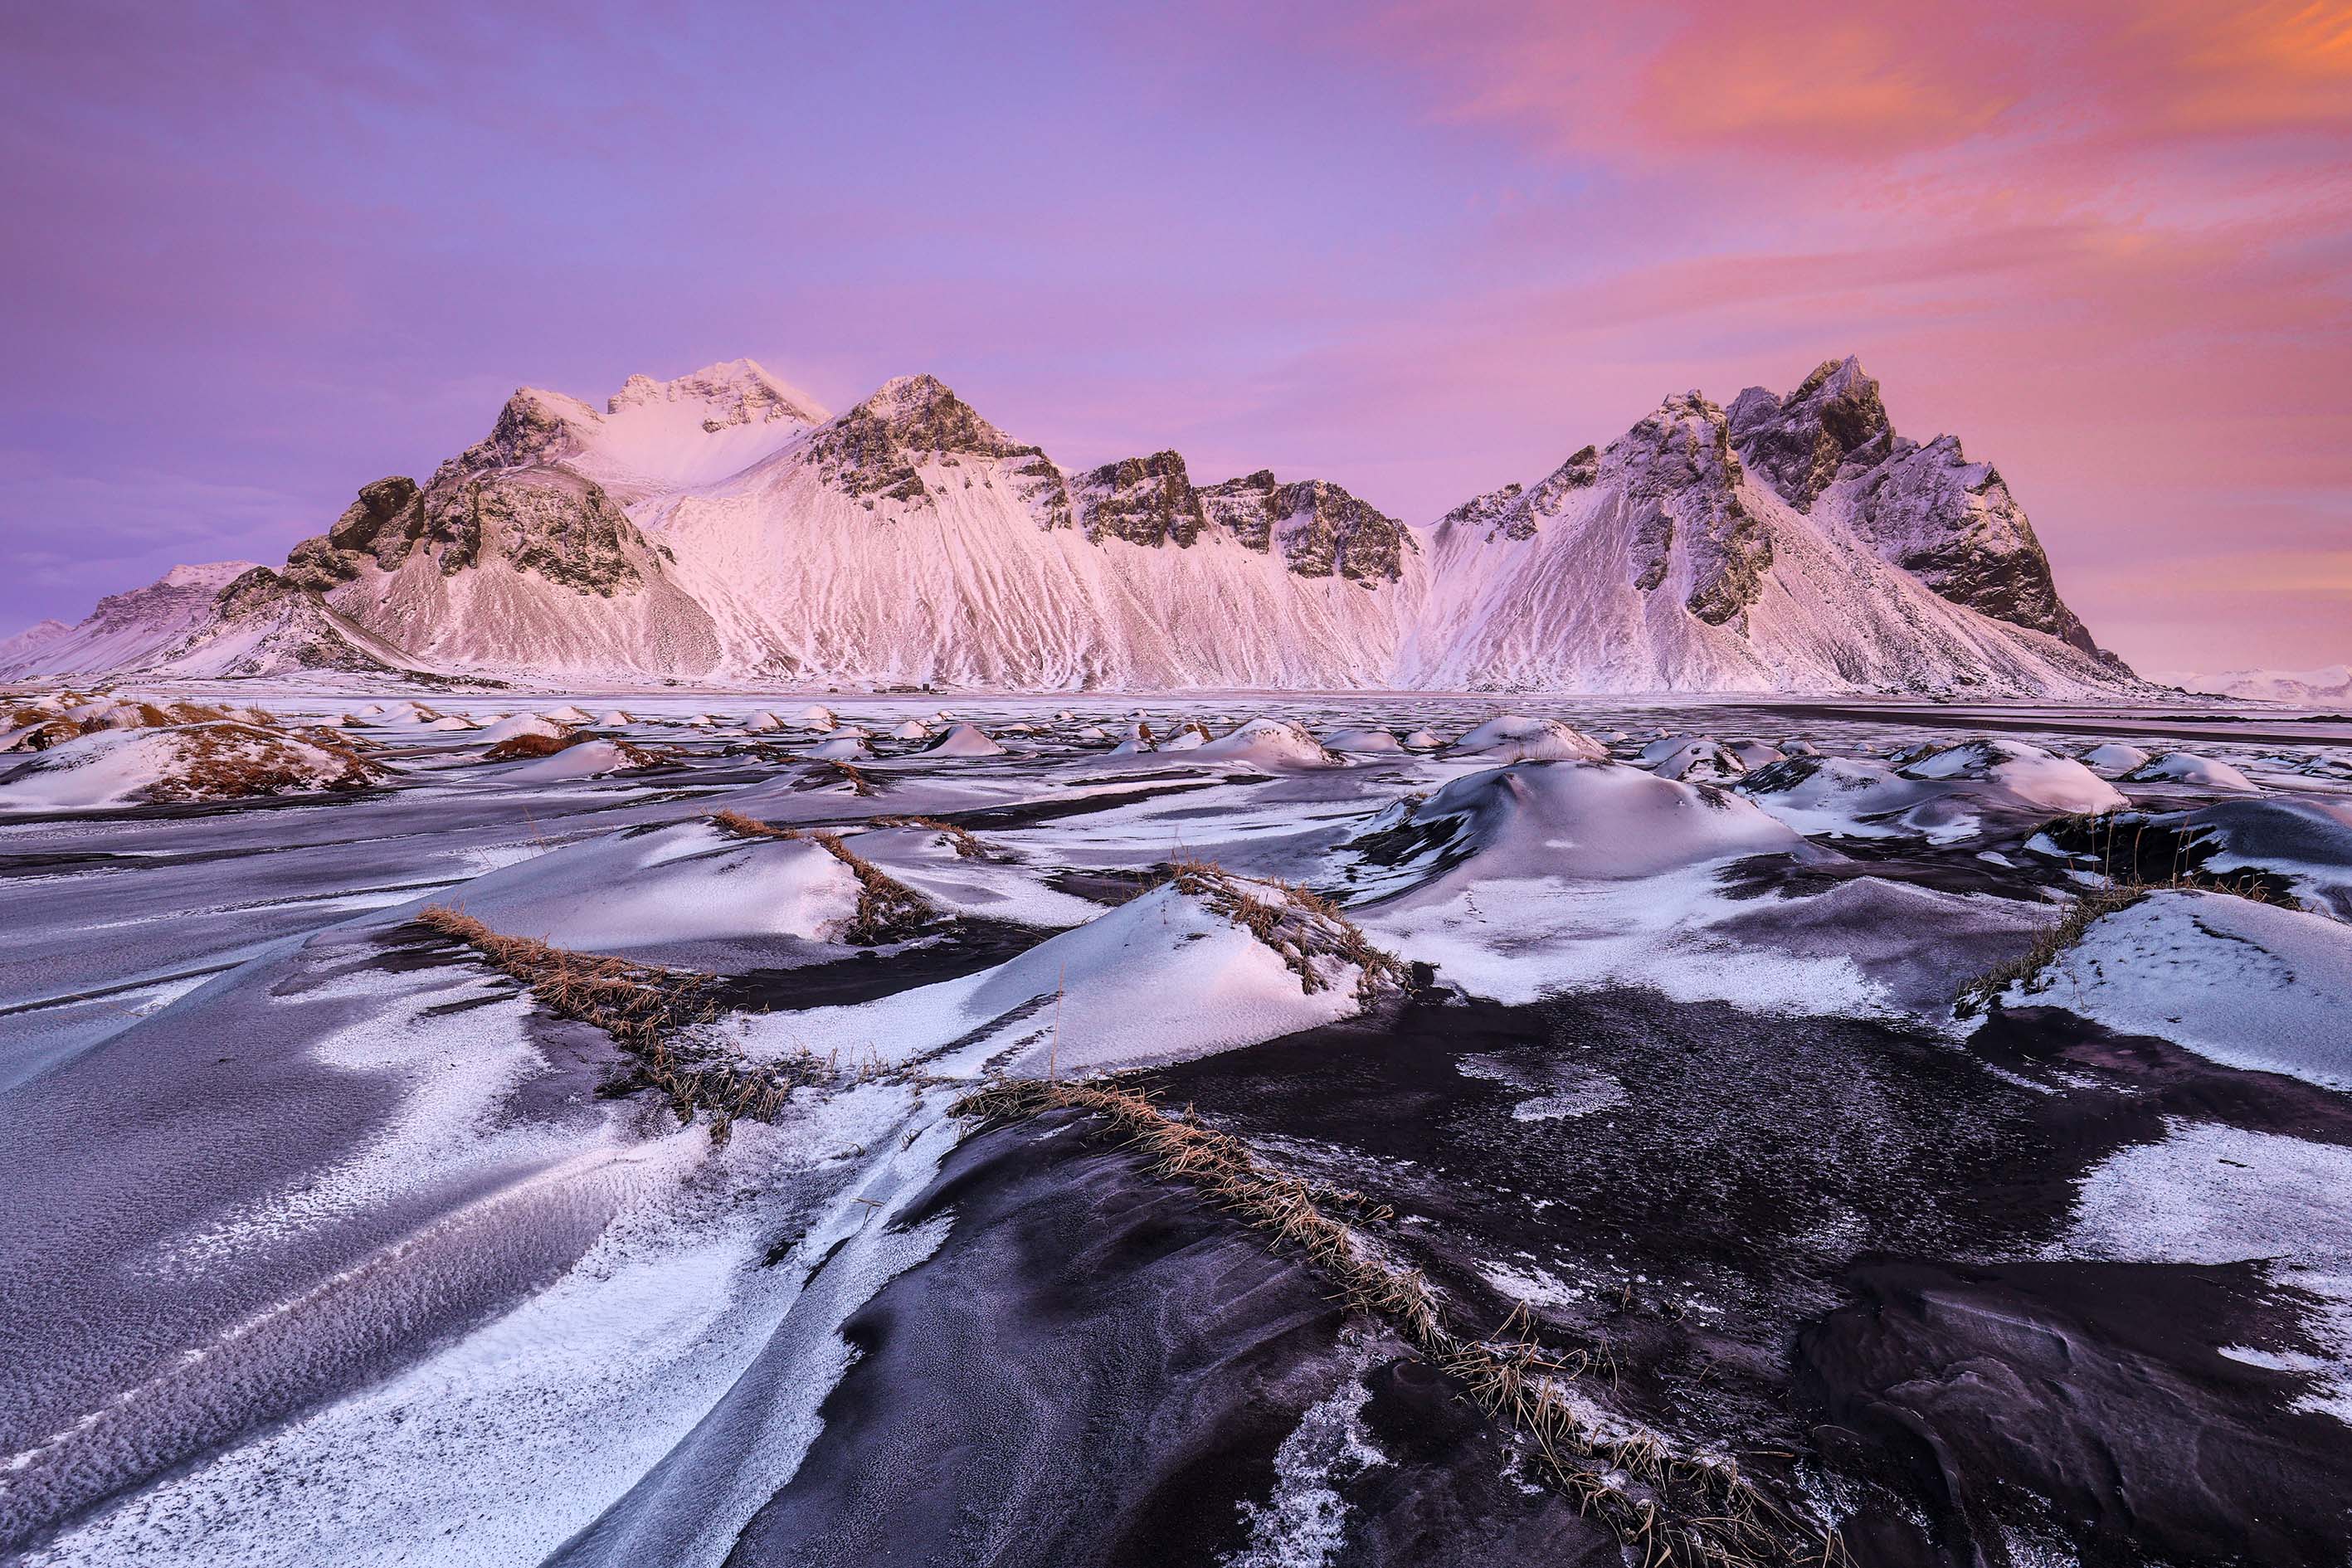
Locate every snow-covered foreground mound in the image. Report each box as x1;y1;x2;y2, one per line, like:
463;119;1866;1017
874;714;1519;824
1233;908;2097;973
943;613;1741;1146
738;866;1398;1077
429;820;871;954
1357;759;1802;893
1998;890;2352;1090
0;719;385;811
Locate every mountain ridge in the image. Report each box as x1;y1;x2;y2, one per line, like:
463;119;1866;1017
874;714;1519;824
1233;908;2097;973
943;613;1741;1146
2;357;2149;695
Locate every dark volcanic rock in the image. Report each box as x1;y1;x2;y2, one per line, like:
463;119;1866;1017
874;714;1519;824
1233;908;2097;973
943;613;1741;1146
286;463;652;598
1796;1258;2352;1568
1074;450;1209;548
1730;356;2107;657
1729;355;1891;514
724;1113;1603;1566
1199;471;1414;582
1847;433;2101;655
805;373;1048;508
1617;393;1772;623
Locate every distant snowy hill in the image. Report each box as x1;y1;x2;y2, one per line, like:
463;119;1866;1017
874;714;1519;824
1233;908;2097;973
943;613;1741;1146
7;356;2151;694
2153;665;2352;705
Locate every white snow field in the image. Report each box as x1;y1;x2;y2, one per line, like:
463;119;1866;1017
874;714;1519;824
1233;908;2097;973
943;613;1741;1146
2;689;2349;1568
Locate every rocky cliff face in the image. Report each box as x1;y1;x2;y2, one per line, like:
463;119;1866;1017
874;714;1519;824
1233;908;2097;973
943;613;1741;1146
1074;451;1208;548
1413;362;2135;696
1617;397;1770;626
147;567;428;678
1196;472;1412;582
1726;357;1889;513
1726;357;2102;655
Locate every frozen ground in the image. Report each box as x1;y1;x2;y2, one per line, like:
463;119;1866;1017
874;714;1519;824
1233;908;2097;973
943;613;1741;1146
2;689;2349;1566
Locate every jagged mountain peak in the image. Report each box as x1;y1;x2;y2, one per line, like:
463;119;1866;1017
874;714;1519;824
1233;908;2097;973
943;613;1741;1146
1727;355;1889;513
606;358;827;428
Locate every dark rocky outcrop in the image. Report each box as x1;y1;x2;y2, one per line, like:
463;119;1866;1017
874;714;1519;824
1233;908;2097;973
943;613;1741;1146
1198;472;1413;582
1728;356;1890;514
1073;450;1209;548
1847;434;2101;654
1728;357;2110;658
1619;393;1773;625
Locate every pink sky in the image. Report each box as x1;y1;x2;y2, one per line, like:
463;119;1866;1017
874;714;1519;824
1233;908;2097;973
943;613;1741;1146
3;0;2345;672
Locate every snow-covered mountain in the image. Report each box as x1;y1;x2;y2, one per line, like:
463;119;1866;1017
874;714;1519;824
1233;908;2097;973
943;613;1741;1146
7;356;2148;695
1;562;261;679
0;560;437;682
2153;665;2352;706
1405;361;2132;694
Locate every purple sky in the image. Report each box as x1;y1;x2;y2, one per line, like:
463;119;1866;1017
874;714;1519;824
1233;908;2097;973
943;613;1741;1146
5;1;2347;672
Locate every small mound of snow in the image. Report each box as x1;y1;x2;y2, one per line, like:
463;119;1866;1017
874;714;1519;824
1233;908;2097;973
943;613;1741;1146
1735;756;1926;838
480;713;569;745
796;704;839;731
738;870;1394;1076
1640;735;1745;782
541;705;594;726
2004;889;2352;1090
1401;728;1444;751
1366;760;1802;886
2079;742;2152;777
436;821;861;952
806;736;874;762
0;722;385;811
596;709;633;728
923;723;1006;757
2127;752;2258;792
744;709;786;733
498;739;660;781
1195;717;1342;768
1725;739;1785;769
1446;715;1608;763
1898;738;2126;815
1323;727;1404;754
890;719;932;741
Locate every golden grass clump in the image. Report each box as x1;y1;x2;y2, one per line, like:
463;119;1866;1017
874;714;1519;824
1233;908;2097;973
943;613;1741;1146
870;814;998;860
414;904;811;1140
144;722;383;801
952;1079;1844;1568
1164;857;1405;1005
481;730;584;761
707;811;934;943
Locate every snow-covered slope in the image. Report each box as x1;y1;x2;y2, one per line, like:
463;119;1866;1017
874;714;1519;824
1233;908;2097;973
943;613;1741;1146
1406;365;2137;696
0;562;260;679
2154;665;2352;706
34;355;2150;695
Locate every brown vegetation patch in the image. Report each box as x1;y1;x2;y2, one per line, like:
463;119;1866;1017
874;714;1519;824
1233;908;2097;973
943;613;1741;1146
141;722;385;802
482;730;584;761
1164;857;1404;1005
954;1079;1843;1567
414;905;816;1141
869;814;999;859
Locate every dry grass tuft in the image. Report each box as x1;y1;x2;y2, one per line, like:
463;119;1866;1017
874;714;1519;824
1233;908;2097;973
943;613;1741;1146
414;905;816;1140
706;811;935;943
870;814;999;859
954;1079;1844;1567
1163;857;1405;1005
145;722;383;801
482;731;583;761
800;757;879;796
1957;830;2285;1017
